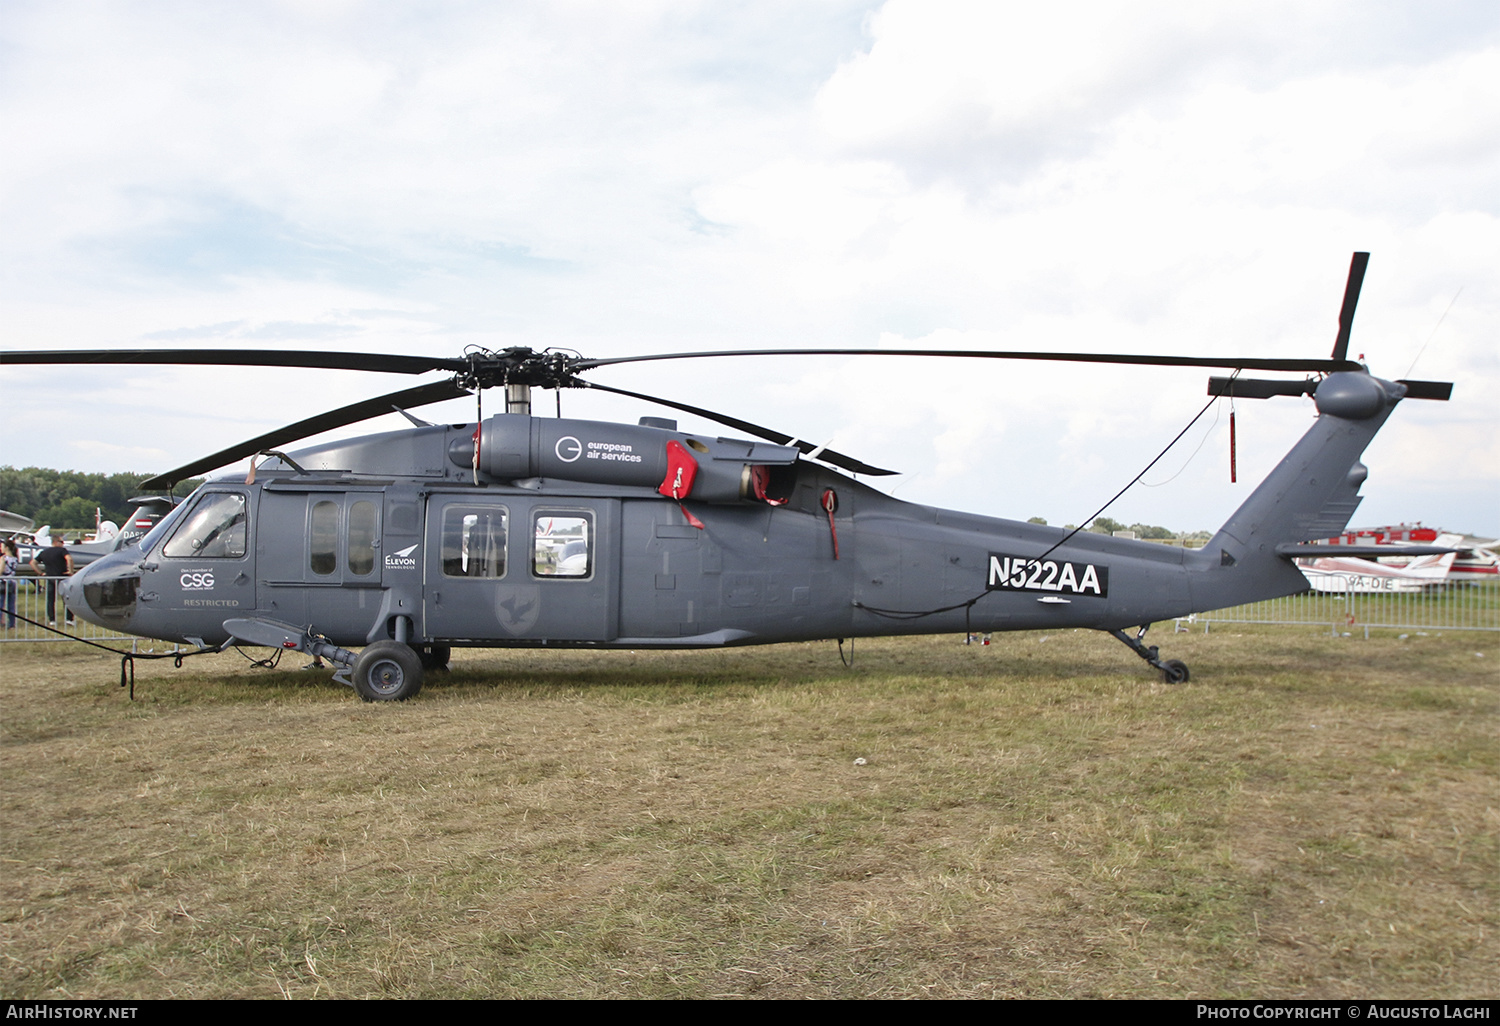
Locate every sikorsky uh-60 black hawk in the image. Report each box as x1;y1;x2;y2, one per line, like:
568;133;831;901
3;254;1455;700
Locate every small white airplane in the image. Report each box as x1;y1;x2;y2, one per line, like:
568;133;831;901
1310;523;1498;584
1377;533;1499;583
1297;549;1457;593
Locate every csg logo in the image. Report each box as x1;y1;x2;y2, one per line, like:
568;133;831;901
180;570;215;591
385;543;419;569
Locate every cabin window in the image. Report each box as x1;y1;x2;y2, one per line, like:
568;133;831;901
441;507;507;579
310;501;339;576
348;500;378;576
162;493;247;559
533;512;592;579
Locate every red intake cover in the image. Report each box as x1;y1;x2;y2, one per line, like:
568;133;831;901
658;440;699;500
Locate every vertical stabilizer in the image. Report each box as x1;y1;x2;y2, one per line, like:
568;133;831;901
1188;372;1405;610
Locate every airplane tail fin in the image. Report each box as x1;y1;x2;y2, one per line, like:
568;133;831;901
1188;372;1407;610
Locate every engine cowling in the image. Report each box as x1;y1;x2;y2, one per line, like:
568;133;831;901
448;414;799;503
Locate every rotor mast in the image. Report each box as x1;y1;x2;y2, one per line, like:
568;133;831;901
505;382;532;416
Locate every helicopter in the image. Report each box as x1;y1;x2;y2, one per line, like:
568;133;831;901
0;253;1455;701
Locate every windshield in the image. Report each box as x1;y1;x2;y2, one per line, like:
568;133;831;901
163;492;247;558
136;491;197;554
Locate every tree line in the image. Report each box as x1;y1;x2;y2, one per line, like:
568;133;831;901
0;467;198;530
1028;515;1211;542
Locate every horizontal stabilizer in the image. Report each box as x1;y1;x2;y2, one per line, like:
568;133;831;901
1275;543;1457;558
1395;379;1453;401
1207;377;1315;399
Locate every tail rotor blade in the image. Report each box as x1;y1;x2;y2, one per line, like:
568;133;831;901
1332;252;1370;362
1207;377;1317;399
1395;379;1453;401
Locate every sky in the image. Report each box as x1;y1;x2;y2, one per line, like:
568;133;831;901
3;0;1497;537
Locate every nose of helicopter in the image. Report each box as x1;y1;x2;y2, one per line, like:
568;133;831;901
59;557;135;631
58;572;90;624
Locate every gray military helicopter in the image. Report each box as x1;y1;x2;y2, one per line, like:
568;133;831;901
2;254;1454;700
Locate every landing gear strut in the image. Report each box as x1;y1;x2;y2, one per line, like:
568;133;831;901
1108;625;1190;684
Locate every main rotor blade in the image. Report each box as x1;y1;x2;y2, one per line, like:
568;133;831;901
139;380;470;491
577;348;1361;374
0;348;464;375
1332;251;1369;362
578;381;899;477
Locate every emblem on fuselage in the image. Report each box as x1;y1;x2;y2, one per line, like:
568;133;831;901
385;543;419;569
495;587;540;635
179;568;215;591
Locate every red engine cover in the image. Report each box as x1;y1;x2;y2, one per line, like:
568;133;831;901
658;440;699;500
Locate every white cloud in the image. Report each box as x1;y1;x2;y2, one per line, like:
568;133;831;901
2;0;1496;533
68;439;172;466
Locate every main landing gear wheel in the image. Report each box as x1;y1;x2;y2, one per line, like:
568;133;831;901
354;640;424;702
417;644;451;671
1161;659;1190;684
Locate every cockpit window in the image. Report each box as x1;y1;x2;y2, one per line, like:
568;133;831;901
163;493;247;559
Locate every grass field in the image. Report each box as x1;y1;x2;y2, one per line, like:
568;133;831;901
2;627;1495;999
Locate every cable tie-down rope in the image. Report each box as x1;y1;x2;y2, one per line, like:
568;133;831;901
1033;380;1231;567
9;611;217;700
852;384;1232;622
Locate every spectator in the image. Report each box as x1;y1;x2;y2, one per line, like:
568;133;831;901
1;539;18;628
29;535;74;626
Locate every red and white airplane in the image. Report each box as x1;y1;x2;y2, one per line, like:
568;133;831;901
1299;522;1497;590
1297;548;1457;593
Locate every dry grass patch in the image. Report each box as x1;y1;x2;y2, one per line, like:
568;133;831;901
1;627;1494;998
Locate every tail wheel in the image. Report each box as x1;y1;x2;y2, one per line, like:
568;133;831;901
354;641;424;702
1161;659;1190;684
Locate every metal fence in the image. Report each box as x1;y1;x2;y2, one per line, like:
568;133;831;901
5;574;1496;648
1181;578;1500;635
0;575;156;646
